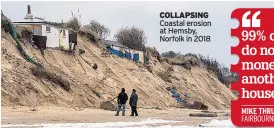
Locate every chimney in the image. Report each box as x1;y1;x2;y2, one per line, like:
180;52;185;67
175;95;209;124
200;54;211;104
27;5;31;14
25;5;33;21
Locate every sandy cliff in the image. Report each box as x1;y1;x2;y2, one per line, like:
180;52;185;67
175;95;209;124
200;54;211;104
1;30;236;110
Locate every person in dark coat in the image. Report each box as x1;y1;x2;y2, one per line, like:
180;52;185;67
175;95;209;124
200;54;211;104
115;88;128;116
129;89;138;116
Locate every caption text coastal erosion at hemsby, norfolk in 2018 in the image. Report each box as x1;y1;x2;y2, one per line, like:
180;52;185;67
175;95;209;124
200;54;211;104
159;12;212;43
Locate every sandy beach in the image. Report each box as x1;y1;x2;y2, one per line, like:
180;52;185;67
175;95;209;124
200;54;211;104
1;106;231;127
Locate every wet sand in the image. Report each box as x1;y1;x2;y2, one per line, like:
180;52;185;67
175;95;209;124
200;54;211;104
1;106;230;127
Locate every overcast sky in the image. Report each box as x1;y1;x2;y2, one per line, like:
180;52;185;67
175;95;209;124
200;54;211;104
2;1;274;67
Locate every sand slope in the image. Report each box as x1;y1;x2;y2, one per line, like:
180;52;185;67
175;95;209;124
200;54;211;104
1;31;236;110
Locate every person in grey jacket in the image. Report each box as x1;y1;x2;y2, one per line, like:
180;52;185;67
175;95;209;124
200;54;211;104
129;89;138;116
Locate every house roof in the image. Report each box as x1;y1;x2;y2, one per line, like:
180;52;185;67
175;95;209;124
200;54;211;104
101;40;128;48
13;21;66;29
13;22;43;24
13;21;78;33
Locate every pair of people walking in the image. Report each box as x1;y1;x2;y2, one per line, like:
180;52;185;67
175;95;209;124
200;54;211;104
115;88;138;116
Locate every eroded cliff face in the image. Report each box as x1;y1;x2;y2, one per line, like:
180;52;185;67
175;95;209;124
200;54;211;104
1;31;236;110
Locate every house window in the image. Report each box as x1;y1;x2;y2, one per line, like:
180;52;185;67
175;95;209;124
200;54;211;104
46;26;51;33
63;30;66;37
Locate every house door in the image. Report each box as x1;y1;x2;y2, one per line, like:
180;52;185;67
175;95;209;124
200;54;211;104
133;54;139;62
59;29;69;50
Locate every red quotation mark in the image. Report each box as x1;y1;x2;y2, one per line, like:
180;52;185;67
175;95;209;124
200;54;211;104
242;11;260;27
231;8;274;127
